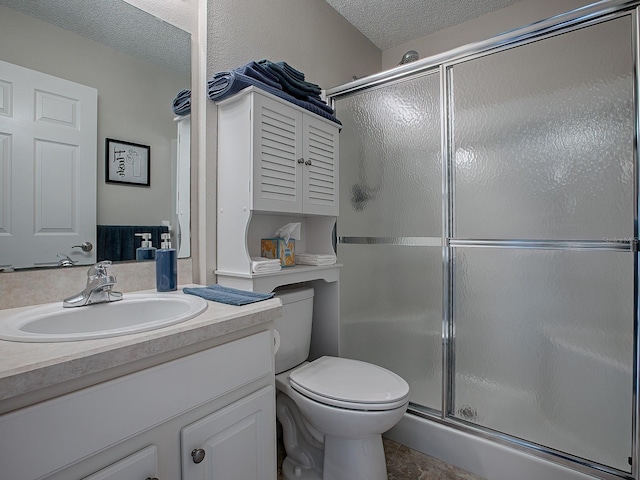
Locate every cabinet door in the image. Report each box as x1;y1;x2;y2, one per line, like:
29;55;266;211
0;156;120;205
82;445;157;480
252;94;303;213
302;114;339;215
181;386;276;480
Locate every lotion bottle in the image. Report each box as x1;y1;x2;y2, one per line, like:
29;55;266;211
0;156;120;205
156;233;177;292
135;233;156;261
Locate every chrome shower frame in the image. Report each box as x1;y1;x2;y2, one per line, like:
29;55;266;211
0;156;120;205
328;1;640;479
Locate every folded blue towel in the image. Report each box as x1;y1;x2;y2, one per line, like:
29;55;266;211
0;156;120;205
183;284;275;306
306;95;334;115
276;61;305;82
208;71;341;125
235;61;282;90
259;60;322;98
172;88;192;115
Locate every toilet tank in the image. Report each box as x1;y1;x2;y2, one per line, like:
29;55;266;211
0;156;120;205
274;287;314;374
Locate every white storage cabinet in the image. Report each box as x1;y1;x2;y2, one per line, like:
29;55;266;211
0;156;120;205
215;86;342;360
217;86;339;217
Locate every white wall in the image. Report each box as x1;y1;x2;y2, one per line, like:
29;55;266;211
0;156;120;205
381;0;595;70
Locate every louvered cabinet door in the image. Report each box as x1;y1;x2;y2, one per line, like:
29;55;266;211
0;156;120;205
252;94;304;213
302;115;339;216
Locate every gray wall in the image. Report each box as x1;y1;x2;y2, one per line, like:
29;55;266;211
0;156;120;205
203;0;382;284
382;0;594;70
0;5;189;226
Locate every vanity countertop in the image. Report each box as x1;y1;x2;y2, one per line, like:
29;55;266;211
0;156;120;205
0;286;281;412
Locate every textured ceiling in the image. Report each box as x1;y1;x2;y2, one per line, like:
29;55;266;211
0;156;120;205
0;0;190;75
325;0;523;50
2;0;523;71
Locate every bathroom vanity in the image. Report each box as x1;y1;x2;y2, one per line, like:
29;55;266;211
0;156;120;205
0;289;281;480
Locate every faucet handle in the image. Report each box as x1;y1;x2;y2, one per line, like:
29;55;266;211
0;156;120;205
88;260;112;277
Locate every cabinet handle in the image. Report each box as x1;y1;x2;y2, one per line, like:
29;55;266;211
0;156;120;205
304;159;312;166
191;448;206;464
145;477;159;480
297;158;305;164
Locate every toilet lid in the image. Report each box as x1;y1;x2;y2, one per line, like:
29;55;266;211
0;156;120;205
288;356;409;411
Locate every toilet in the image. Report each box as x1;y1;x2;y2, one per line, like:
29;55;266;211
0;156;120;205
274;287;409;480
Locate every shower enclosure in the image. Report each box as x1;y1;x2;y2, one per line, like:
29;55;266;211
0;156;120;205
328;2;638;479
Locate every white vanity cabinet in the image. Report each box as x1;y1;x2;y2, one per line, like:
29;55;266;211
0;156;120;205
81;446;158;480
181;386;274;480
0;330;276;480
217;86;339;217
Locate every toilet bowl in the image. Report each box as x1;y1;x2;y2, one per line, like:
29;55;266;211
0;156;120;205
274;288;409;480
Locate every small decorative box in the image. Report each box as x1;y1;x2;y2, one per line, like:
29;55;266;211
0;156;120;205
261;238;295;267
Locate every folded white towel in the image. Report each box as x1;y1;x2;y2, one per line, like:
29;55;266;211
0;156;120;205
295;253;337;266
251;256;282;273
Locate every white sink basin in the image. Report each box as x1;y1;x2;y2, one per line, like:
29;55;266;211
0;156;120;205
0;293;209;342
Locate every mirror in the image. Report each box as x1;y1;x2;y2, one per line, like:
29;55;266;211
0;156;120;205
0;0;191;270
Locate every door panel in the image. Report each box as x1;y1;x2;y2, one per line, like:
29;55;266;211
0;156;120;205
452;248;633;470
448;14;635;473
335;71;443;410
181;386;276;480
0;60;97;268
253;94;303;213
450;16;634;241
302;114;338;215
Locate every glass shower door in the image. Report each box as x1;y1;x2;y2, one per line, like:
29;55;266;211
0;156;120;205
334;72;443;410
448;14;635;471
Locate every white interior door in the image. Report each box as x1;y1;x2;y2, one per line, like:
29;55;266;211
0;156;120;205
0;60;97;269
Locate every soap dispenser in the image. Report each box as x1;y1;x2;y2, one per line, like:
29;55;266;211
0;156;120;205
156;233;177;292
135;233;156;261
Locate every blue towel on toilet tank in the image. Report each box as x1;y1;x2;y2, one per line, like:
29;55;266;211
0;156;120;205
183;284;274;306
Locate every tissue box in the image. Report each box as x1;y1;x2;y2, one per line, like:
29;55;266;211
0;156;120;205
261;238;295;267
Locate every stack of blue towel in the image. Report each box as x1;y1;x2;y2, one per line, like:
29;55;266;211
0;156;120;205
208;60;340;124
172;89;191;116
172;60;340;125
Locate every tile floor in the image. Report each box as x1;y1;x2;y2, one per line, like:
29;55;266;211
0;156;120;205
277;435;487;480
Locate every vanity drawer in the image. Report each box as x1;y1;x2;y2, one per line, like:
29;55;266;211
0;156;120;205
0;330;273;480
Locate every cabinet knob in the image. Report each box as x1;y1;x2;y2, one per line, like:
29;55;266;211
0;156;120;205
191;448;206;464
297;158;305;164
304;159;312;166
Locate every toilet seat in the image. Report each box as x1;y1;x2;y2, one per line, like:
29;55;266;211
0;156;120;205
288;356;409;411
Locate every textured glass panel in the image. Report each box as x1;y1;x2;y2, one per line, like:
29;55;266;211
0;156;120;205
334;73;441;237
452;17;634;240
452;248;633;471
339;244;442;410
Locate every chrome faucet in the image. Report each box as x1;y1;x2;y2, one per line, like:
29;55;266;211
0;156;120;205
57;254;76;267
63;261;123;308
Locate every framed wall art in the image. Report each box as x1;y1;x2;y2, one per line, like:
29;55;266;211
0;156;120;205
105;138;150;186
